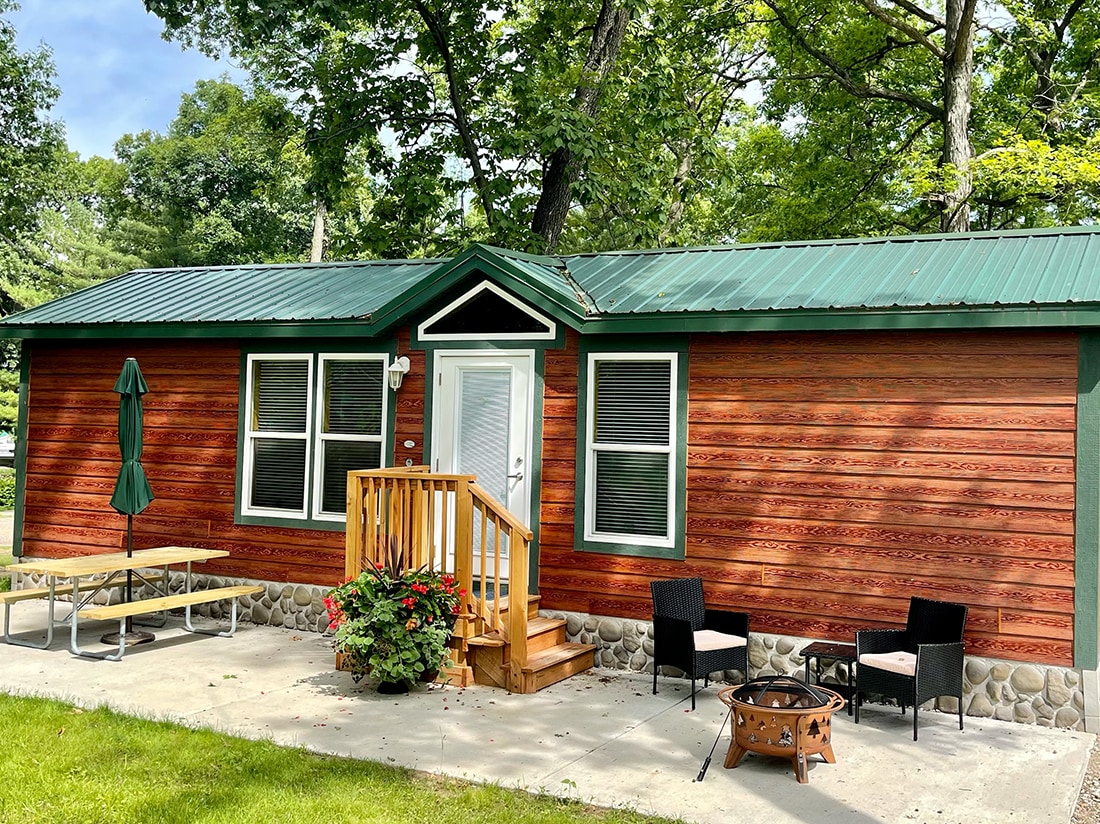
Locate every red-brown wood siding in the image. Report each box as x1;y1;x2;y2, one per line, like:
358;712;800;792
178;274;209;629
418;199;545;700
537;329;1077;667
393;328;427;468
21;335;425;587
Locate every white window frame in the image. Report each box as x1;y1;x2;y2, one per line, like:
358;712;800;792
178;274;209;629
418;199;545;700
583;351;677;549
242;352;389;523
312;353;390;522
243;353;314;519
417;280;557;341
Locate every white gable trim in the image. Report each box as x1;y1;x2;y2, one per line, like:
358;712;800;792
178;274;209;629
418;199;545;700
417;280;557;341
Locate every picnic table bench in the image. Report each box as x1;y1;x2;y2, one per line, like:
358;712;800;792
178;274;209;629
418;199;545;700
2;573;167;649
79;584;263;660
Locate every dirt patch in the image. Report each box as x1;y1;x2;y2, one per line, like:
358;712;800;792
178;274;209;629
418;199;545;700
1073;736;1100;824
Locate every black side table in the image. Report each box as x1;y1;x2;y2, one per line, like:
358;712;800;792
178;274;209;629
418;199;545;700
799;641;856;716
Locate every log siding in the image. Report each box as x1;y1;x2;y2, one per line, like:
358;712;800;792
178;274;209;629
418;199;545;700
20;327;1080;665
539;329;1078;666
20;337;420;586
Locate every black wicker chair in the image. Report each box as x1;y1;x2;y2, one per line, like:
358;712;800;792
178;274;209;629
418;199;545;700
650;577;749;710
854;596;968;740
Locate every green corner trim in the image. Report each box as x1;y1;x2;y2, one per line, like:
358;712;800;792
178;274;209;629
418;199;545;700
12;348;28;557
1076;332;1100;669
573;336;688;561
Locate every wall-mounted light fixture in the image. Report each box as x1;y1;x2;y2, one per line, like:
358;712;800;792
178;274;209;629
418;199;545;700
387;356;410;390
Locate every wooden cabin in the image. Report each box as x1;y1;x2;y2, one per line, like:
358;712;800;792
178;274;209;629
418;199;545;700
2;227;1098;719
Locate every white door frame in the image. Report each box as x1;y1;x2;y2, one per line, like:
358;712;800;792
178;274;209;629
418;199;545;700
430;350;535;575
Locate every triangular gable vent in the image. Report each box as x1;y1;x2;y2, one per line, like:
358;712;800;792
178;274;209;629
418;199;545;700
418;281;556;341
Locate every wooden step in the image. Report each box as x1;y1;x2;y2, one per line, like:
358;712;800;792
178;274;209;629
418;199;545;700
521;642;596;693
466;631;505;648
526;616;567;654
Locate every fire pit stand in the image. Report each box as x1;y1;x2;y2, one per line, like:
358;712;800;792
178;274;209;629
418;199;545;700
718;677;845;784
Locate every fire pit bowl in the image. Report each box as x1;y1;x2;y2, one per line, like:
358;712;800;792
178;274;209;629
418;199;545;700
718;676;845;783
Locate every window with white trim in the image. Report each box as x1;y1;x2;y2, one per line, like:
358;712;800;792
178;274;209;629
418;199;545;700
243;353;387;521
584;353;676;548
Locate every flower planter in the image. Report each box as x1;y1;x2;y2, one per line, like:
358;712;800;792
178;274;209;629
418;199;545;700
326;542;464;690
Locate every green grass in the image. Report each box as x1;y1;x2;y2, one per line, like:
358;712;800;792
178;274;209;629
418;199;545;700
0;694;679;824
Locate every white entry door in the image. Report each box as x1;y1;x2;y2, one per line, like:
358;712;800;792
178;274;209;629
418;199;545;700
432;351;533;576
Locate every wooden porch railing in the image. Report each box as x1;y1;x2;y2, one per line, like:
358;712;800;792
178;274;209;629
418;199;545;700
345;466;534;691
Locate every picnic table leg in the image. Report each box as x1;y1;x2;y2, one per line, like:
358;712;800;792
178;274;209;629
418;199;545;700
183;591;243;638
132;564;171;629
69;577;126;661
2;577;58;650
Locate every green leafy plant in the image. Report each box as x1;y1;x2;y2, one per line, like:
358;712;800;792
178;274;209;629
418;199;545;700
325;538;464;689
0;468;14;509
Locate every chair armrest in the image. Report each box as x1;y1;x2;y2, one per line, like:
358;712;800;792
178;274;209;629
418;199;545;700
705;609;749;638
856;628;908;656
915;641;964;672
653;614;696;651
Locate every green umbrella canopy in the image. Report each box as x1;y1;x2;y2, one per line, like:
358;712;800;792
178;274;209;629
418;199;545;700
109;358;154;517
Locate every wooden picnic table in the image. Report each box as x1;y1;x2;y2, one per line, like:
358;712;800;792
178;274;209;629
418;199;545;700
4;546;260;660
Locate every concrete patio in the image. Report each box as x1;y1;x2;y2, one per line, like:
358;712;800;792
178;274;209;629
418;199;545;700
0;599;1093;823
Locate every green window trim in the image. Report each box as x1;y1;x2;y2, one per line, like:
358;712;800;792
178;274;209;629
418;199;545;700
237;349;394;529
574;339;688;560
1076;333;1100;669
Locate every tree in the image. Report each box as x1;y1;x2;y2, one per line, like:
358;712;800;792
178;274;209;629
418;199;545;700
0;0;70;313
144;0;758;255
99;79;319;267
756;0;1100;234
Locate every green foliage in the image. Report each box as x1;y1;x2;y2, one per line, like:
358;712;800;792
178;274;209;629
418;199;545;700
751;0;1100;235
325;541;463;687
0;694;673;823
100;79;318;267
0;370;15;433
0;468;14;509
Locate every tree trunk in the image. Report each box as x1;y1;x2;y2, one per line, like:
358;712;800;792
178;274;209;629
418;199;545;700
310;201;326;262
940;0;976;233
412;1;497;229
531;0;631;253
659;139;693;247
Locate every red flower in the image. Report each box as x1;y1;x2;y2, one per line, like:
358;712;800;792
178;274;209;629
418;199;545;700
402;597;417;608
411;583;429;594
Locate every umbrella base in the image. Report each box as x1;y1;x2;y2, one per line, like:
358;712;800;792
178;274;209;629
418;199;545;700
100;630;155;646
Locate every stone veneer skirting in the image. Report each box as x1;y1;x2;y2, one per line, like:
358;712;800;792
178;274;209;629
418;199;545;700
539;609;1089;732
18;569;1088;731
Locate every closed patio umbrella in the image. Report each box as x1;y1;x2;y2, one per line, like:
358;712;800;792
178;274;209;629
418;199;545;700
105;358;155;645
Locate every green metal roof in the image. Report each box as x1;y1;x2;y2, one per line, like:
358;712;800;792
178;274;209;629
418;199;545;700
564;226;1100;315
4;259;444;327
3;226;1100;338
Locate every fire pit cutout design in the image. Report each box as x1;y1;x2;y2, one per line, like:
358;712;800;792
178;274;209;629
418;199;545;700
719;676;845;784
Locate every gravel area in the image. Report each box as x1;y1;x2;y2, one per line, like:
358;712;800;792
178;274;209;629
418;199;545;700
1073;737;1100;824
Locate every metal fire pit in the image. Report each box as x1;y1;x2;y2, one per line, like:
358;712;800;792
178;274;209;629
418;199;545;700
718;676;845;784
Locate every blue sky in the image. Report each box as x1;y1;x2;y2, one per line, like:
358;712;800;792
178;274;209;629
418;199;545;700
9;0;244;159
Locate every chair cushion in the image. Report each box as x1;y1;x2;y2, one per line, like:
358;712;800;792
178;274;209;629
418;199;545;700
859;651;917;676
693;629;747;652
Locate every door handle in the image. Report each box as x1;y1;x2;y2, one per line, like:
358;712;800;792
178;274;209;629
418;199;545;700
507;472;524;481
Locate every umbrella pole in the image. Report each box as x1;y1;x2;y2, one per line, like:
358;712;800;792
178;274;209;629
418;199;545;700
102;512;154;646
125;514;134;635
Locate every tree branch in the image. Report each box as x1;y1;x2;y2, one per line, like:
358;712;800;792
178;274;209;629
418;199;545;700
410;0;497;228
854;0;945;60
762;0;942;117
